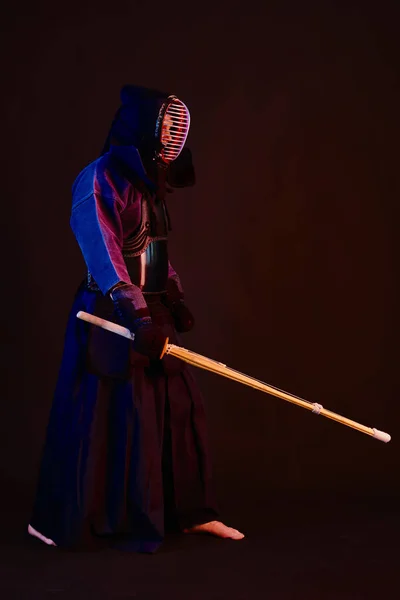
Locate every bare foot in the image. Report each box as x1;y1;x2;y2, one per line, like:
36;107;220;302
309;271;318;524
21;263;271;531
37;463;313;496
28;524;57;546
183;520;244;540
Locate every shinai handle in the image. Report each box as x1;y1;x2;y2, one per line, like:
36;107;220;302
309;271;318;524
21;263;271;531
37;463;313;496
76;310;171;356
76;310;135;340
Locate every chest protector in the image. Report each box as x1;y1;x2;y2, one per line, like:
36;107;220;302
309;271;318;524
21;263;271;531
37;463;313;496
122;194;169;294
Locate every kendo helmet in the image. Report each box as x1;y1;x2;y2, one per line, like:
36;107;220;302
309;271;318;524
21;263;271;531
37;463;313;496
101;85;195;187
102;86;189;163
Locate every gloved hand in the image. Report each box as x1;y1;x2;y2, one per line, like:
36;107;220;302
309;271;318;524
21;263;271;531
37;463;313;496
131;320;167;360
110;283;166;360
170;299;195;333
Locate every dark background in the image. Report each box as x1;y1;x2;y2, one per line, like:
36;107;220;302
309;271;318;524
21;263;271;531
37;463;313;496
1;0;399;531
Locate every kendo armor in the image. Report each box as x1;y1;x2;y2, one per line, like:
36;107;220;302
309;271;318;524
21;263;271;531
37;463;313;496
121;194;169;294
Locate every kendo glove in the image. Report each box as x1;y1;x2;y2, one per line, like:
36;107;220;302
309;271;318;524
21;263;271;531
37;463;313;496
166;277;195;333
110;283;166;360
170;299;195;333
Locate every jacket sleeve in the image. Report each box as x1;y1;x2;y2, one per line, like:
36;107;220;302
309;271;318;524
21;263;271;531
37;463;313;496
70;165;148;312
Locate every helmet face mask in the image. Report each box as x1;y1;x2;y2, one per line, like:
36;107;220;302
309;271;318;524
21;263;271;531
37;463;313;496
102;86;194;188
155;96;191;165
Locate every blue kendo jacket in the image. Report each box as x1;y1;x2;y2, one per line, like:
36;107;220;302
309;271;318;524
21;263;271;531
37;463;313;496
70;145;184;305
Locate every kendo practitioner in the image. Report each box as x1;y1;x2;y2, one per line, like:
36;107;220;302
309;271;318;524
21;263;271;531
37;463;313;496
28;85;244;552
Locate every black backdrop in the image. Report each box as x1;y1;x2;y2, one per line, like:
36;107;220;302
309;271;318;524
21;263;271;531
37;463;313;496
1;1;399;515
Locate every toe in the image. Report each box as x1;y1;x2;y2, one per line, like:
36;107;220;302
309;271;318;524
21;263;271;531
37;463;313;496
230;529;245;540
